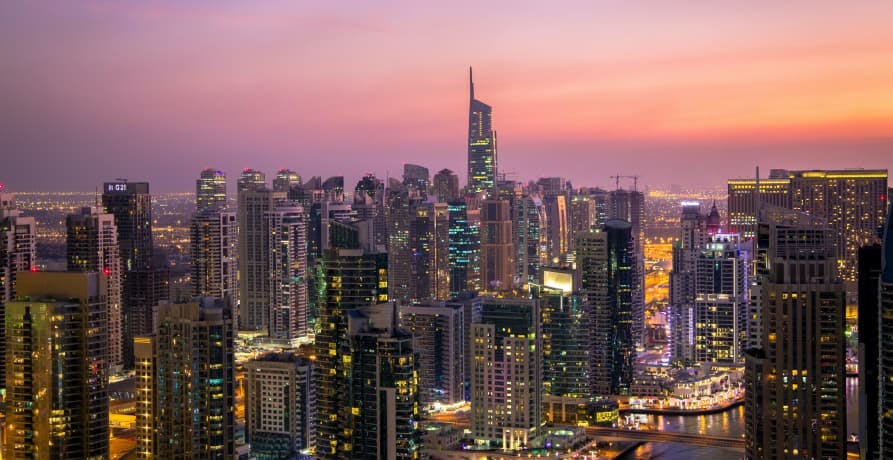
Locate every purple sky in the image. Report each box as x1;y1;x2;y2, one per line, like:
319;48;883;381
2;1;892;192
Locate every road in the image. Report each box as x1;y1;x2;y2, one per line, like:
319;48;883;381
584;426;744;449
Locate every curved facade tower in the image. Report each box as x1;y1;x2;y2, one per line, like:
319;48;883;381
467;67;496;195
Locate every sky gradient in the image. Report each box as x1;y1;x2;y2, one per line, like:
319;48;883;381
3;1;893;192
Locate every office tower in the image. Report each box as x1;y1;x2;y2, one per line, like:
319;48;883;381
577;221;635;396
343;302;422;459
353;174;388;252
315;245;389;459
67;206;123;370
190;209;237;304
0;192;36;390
403;163;430;196
879;203;893;456
267;204;309;341
514;193;546;284
480;198;514;292
238;173;287;331
318;201;358;256
135;297;235;459
778;169;888;291
669;202;707;364
386;187;417;303
543;194;569;260
448;200;473;297
413;201;451;300
859;243;882;459
727;176;792;239
5;272;108;459
122;267;170;367
400;302;465;406
239;168;267;192
433;168;460;202
608;188;645;348
744;206;845;459
693;233;749;364
196;168;227;213
538;268;589;399
568;193;595;251
273;168;302;192
245;352;315;460
536;177;566;198
103;181;153;271
467;67;496;194
470;297;543;450
588;188;610;228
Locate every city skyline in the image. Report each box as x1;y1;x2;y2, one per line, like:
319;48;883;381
4;2;893;192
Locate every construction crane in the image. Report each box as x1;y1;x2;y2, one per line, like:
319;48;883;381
609;174;639;191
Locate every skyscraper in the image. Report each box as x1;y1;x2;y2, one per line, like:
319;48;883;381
190;209;237;305
343;302;422;459
693;233;749;364
103;181;153;272
432;168;460;202
744;206;845;459
273;168;302;192
858;243;882;459
245;352;315;460
467;67;496;194
238;172;287;331
67;206;123;370
577;221;635;396
480;198;514;292
513;192;546;284
470;297;543;450
135;297;235;459
411;201;451;300
267;204;309;341
314;246;389;459
196;168;227;213
878;203;893;456
448;200;473;297
608;189;645;348
403;163;430;196
0;192;36;389
538;268;590;399
727;177;791;239
5;272;108;459
400;302;465;406
544;194;569;260
669;202;709;365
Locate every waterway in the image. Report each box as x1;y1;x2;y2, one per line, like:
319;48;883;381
618;376;859;459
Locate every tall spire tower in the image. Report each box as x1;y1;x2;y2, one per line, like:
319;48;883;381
467;67;496;195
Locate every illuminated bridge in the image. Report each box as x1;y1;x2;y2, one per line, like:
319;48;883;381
584;426;745;449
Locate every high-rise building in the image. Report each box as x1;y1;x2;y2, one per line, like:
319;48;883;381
878;203;893;456
196;168;227;213
400;302;465;406
448;200;473;297
5;272;108;459
103;181;153;272
190;209;237;306
669;202;708;364
744;206;845;459
470;297;543;450
0;192;36;389
538;268;589;399
727;177;791;239
568;193;595;251
245;352;315;460
513;193;546;284
412;201;451;300
387;187;418;303
467;67;496;194
587;188;610;228
432;168;460;202
353;174;388;253
135;297;235;459
608;189;645;348
577;221;635;396
778;169;888;291
403;163;430;196
315;246;389;459
343;302;422;459
67;206;123;371
273;168;302;192
544;194;569;260
238;173;287;331
693;233;749;364
267;204;309;341
858;243;882;459
480;198;514;292
239;168;267;193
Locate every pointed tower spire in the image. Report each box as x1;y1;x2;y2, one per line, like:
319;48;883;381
469;66;474;101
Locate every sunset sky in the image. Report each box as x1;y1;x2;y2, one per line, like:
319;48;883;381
3;1;893;191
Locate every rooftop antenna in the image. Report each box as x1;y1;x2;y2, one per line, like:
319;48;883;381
469;66;474;101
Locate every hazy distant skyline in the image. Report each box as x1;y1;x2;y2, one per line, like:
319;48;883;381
3;1;893;192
